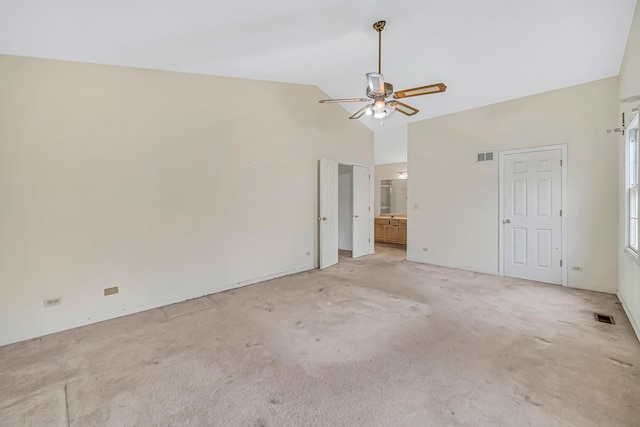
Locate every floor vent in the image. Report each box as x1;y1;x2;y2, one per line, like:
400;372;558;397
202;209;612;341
594;313;615;324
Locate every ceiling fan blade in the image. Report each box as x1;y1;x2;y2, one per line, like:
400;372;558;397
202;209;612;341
366;72;385;96
388;101;419;116
393;83;447;99
349;105;371;120
319;98;371;103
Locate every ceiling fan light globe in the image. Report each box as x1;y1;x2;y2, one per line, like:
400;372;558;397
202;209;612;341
365;107;373;116
374;111;386;119
374;99;386;112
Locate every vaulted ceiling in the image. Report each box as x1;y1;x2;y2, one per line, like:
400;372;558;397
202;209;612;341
0;0;636;133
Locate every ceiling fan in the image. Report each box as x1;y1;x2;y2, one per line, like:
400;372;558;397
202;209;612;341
319;20;447;120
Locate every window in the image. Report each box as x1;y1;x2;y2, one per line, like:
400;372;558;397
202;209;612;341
626;113;639;262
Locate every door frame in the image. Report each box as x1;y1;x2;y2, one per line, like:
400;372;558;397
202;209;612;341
498;144;568;286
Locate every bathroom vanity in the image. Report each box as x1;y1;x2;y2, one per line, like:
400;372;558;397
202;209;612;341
374;216;407;245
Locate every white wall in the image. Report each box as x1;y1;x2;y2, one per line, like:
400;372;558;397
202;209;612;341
374;162;408;216
618;5;640;339
374;125;408;165
407;77;619;293
338;165;353;251
0;55;373;346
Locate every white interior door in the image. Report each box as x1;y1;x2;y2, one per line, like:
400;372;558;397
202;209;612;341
503;149;562;284
352;165;370;258
319;158;339;269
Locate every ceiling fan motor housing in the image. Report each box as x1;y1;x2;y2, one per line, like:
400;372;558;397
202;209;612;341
366;82;394;99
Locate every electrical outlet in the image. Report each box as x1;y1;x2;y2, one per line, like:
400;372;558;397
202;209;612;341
571;266;583;272
104;286;119;296
44;297;62;307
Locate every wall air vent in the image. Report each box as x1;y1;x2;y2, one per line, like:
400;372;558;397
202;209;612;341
476;151;495;162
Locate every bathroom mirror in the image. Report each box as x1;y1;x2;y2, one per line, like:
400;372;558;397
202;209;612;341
380;179;408;215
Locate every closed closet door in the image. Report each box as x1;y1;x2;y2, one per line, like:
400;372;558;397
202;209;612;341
503;149;562;284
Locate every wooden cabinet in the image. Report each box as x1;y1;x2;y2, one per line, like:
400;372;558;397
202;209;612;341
374;223;385;241
375;217;407;245
384;224;399;242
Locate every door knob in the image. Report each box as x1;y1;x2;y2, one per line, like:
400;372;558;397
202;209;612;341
503;219;511;224
354;215;359;218
322;217;327;221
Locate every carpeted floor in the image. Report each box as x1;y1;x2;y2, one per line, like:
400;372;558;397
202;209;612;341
1;245;639;426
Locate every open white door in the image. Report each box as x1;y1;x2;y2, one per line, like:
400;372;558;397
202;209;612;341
352;165;370;258
502;149;563;284
319;159;339;269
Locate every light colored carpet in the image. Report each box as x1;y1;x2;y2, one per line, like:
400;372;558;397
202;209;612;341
1;245;639;426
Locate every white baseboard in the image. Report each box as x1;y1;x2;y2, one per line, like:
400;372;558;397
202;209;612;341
404;256;498;276
618;291;640;343
0;264;316;347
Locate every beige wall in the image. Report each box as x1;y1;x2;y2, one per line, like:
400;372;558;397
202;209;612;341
407;77;619;293
0;55;373;345
618;5;640;339
374;126;408;165
374;162;408;216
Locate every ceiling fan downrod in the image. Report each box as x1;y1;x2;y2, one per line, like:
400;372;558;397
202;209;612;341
373;20;386;74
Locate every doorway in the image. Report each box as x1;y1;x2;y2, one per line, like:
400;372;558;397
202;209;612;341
499;145;567;285
319;159;373;269
375;171;408;259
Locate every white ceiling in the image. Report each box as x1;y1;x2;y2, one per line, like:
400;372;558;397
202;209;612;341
0;0;636;135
